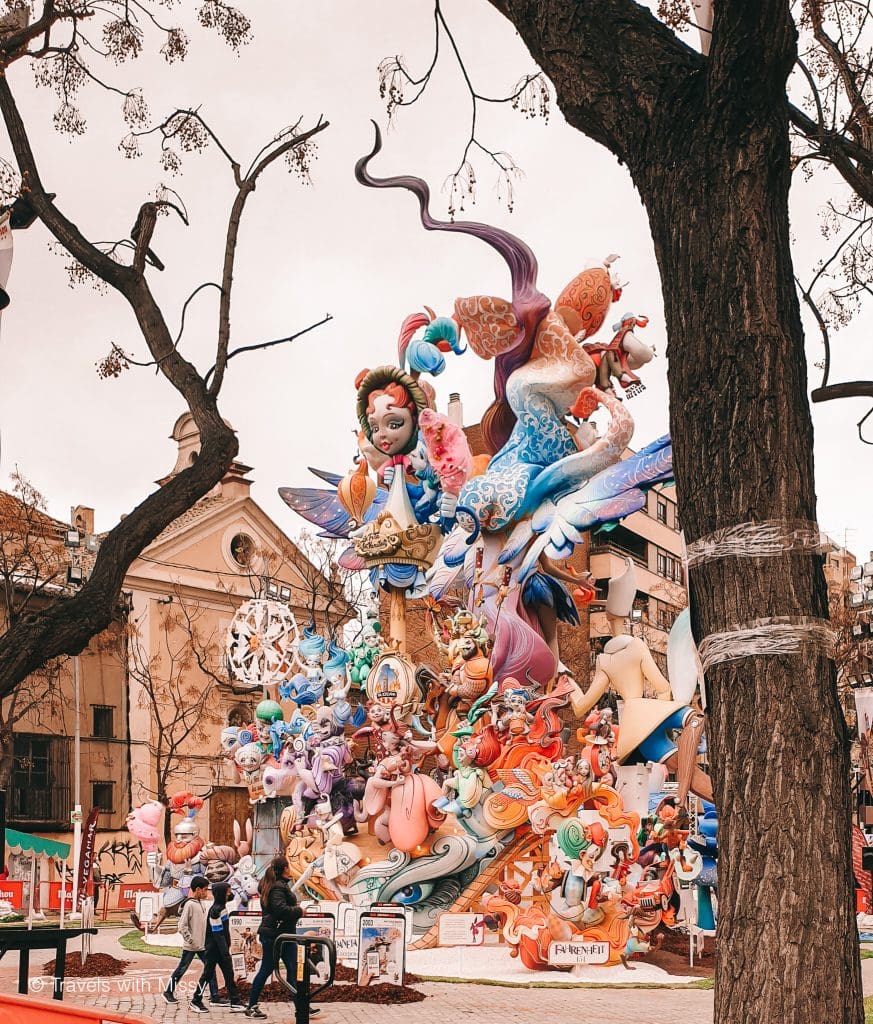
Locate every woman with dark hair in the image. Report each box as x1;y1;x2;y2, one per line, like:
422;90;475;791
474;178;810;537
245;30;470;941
191;881;244;1013
244;856;314;1020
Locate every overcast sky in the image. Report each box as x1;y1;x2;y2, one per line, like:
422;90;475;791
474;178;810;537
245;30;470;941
0;1;870;562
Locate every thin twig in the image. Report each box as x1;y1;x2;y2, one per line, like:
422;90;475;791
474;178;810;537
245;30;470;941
203;314;333;388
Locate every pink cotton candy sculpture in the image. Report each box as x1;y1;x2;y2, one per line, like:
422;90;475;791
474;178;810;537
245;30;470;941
419;408;473;496
126;800;164;853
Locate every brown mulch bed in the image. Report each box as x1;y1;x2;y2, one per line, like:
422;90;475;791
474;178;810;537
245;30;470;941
42;953;129;978
640;926;714;979
219;970;426;1005
315;982;425;1004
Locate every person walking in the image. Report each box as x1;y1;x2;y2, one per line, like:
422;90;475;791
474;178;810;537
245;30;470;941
191;881;245;1013
162;876;221;1005
244;856;318;1020
92;864;102;914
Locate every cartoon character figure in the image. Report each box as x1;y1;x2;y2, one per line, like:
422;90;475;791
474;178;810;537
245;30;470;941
357;367;424;465
408;439;440;515
234;742;269;804
200;843;238;886
132;809;204;932
291;799;362;896
687;803;718;930
254;699;284;749
126;800;164;853
348;621;383;685
362;735;445;852
494;688;535;741
570;559;712;803
578;313;654;400
322;644;365;730
433;730;498;817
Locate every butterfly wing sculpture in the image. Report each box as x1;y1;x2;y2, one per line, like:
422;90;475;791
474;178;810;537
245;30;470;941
279;467;387;539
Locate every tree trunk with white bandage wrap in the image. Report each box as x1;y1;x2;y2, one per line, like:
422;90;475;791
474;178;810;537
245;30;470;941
485;1;861;1021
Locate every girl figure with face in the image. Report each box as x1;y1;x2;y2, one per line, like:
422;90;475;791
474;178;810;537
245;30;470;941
368;383;416;458
355;366;429;489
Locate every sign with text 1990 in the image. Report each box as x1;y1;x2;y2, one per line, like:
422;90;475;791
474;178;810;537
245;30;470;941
547;940;609;966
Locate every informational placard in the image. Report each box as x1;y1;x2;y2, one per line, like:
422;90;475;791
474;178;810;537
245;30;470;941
297;913;336;941
297;913;336;985
369;902;414;944
329;902;364;959
437;912;486;946
229;912;263;981
547;940;609;966
306;900;340;922
336;933;359;959
357;914;406;987
134;891;157;925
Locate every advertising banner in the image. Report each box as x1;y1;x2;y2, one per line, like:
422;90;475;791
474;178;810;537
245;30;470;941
75;807;100;909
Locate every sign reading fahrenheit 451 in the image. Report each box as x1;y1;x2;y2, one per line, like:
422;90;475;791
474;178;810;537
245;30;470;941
547;940;610;966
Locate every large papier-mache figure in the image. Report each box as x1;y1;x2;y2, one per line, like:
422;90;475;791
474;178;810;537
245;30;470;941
263;123;715;970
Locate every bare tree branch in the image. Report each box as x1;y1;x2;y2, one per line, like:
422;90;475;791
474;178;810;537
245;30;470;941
203;314;334;388
208;117;328;396
0;33;329;696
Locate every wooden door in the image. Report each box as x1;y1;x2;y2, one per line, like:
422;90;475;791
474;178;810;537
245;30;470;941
208;786;252;846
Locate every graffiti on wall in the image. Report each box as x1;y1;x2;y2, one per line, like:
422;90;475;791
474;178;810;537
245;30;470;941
96;837;144;888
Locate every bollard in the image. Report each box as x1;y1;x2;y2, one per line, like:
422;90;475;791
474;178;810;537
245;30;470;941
274;934;336;1024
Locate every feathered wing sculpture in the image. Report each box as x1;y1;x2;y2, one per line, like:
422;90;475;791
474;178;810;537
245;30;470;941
425;525;470;600
503;436;673;582
493;768;541;805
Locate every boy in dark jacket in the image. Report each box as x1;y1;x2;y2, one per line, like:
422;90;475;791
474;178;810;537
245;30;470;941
191;881;244;1013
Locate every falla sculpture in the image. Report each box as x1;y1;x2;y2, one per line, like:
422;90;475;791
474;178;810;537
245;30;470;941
122;122;717;970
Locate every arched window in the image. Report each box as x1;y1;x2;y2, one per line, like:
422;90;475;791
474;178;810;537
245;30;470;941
227;703;252;728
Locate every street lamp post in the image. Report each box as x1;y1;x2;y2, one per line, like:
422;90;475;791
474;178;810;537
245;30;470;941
64;527;86;920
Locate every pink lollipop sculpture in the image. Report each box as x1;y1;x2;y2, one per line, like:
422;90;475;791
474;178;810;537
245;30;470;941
126;800;164;853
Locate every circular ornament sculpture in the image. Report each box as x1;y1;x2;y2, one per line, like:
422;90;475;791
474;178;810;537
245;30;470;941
226;598;301;690
365;650;420;712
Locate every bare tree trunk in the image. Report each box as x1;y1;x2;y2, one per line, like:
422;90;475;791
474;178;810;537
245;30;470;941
639;94;861;1024
479;1;862;1020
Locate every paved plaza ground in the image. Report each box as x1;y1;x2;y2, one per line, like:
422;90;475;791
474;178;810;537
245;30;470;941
1;928;872;1023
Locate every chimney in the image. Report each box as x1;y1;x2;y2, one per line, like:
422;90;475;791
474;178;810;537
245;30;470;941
447;393;464;427
71;506;94;535
219;461;254;500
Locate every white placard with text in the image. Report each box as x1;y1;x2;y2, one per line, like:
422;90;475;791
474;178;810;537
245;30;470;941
547;940;610;966
438;913;486;946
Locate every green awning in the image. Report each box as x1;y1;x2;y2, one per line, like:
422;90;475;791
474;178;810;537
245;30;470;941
4;828;71;860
